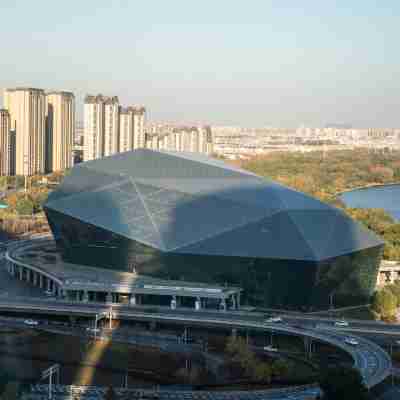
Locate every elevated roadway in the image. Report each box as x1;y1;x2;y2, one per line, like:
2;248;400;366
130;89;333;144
0;237;393;398
0;295;391;389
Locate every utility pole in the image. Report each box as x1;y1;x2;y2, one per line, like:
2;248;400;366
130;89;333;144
41;364;60;400
329;292;334;310
109;307;113;329
183;327;188;344
122;370;128;389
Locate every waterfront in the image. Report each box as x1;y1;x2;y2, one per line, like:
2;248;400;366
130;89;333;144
339;184;400;221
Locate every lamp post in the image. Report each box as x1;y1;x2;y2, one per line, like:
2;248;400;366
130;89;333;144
329;291;335;310
41;364;60;400
93;311;110;340
390;340;400;386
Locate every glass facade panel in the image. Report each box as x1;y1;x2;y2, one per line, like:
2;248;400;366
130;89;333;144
45;207;382;310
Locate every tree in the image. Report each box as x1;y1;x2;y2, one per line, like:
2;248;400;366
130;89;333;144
225;336;256;377
0;177;7;190
371;289;397;320
318;366;371;400
15;198;34;216
385;283;400;307
272;359;290;378
253;362;272;382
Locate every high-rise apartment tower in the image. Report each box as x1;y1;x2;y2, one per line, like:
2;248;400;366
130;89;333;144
104;96;119;157
119;107;134;153
133;107;146;149
0;109;10;176
46;91;75;172
84;95;105;162
4;88;46;175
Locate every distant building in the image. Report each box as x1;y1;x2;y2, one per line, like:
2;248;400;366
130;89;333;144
84;95;146;161
0;109;10;176
84;95;105;162
46;91;75;172
132;106;146;149
143;125;213;155
119;107;134;153
104;96;119;157
4;88;46;175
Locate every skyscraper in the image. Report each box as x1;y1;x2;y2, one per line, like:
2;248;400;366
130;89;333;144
133;106;146;149
46;91;75;172
0;109;10;176
4;88;46;175
119;107;133;153
104;96;119;157
84;95;105;162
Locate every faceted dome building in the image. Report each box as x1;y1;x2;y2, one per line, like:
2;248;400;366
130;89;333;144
44;149;383;309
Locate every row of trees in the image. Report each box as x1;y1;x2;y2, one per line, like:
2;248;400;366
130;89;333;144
371;281;400;321
0;171;67;191
225;336;290;382
225;336;371;399
238;149;400;201
3;188;50;216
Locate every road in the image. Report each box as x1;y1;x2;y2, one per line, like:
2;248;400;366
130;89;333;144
0;294;390;389
0;236;394;399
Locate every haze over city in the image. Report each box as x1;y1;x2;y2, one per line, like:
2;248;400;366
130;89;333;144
1;0;399;127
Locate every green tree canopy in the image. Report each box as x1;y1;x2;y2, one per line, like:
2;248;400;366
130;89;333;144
371;289;397;320
385;283;400;307
15;198;34;216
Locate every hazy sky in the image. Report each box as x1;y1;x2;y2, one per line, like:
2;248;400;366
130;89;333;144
1;0;399;127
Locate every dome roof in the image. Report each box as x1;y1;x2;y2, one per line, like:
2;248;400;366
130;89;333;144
45;149;383;261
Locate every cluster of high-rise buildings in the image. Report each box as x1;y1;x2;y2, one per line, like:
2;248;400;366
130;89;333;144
83;95;146;162
212;126;400;159
0;88;74;176
145;126;213;154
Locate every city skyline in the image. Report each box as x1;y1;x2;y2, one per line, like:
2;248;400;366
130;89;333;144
1;1;399;127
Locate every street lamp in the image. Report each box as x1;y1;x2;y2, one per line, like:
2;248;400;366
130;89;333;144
329;291;335;310
390;340;400;386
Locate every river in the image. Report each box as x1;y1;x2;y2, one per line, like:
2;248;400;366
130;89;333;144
339;184;400;222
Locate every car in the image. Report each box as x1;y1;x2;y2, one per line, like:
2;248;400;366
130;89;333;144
86;327;100;333
263;345;278;352
344;337;359;346
334;320;349;327
44;290;53;296
265;316;283;323
24;319;39;326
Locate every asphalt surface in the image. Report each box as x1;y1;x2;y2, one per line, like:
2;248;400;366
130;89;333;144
0;236;395;399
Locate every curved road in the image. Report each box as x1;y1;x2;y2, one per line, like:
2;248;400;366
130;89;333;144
0;237;393;398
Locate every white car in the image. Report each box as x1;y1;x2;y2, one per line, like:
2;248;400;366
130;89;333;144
263;345;278;352
334;320;349;327
45;290;53;296
344;337;359;346
24;319;39;326
86;327;100;333
265;316;283;323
